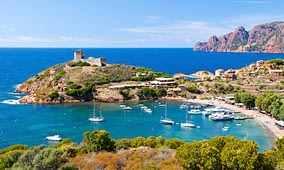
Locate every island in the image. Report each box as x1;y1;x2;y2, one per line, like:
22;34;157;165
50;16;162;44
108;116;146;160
194;21;284;53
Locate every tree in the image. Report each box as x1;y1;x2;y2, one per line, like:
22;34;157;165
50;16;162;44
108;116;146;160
164;138;185;149
240;92;256;109
176;142;202;169
83;130;115;153
32;148;64;170
130;136;145;148
221;140;258;170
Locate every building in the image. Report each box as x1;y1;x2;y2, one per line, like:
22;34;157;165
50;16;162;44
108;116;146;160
249;64;257;70
72;50;106;67
269;69;283;76
224;69;237;80
261;63;275;69
215;69;224;77
173;73;187;79
167;87;182;96
87;57;106;67
150;78;176;86
73;50;84;60
256;60;265;67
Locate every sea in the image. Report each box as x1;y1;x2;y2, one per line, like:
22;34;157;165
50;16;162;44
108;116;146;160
0;48;283;150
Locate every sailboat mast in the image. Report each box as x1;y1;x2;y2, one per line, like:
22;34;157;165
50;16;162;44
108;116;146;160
93;102;96;116
185;108;188;122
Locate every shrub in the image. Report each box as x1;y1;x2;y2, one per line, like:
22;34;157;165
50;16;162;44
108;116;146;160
187;84;201;94
69;61;90;67
55;69;66;80
48;91;59;100
60;163;79;170
83;130;115;153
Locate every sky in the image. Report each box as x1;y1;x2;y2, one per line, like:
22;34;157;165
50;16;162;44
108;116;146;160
0;0;283;47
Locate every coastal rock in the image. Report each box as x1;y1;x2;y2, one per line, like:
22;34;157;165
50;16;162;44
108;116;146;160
194;22;284;53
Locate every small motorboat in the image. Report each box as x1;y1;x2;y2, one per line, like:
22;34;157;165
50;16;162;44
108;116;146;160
188;109;202;115
46;135;62;141
123;106;133;110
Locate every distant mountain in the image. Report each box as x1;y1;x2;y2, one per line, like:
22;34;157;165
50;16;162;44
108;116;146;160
194;22;284;53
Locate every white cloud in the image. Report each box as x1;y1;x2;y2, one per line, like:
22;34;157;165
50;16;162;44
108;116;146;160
144;15;161;20
121;21;231;46
234;0;270;4
0;35;100;44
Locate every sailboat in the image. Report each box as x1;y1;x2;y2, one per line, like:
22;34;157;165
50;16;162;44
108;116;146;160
160;104;174;125
181;109;196;128
88;103;104;122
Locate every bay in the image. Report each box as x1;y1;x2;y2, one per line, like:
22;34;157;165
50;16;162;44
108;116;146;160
0;48;283;150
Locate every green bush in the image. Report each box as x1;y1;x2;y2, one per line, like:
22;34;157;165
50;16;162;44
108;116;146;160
55;69;66;80
187;84;201;94
48;91;59;100
60;163;79;170
136;87;166;100
69;61;90;67
66;85;92;97
83;130;115;153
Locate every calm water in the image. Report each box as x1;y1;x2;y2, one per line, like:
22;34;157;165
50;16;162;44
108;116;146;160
0;48;283;150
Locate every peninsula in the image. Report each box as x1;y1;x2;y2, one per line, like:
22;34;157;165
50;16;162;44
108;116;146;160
16;50;173;104
194;21;284;53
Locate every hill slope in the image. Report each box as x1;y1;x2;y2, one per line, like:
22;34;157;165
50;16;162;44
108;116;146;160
194;22;284;53
16;61;168;104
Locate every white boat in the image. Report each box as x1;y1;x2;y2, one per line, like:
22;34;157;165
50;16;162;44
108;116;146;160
275;120;284;129
204;107;227;113
144;108;152;113
188;109;202;115
46;135;62;141
211;114;234;121
180;103;189;109
2;99;20;105
123;106;133;110
222;126;229;131
141;106;148;109
181;109;196;127
160;104;174;125
88;103;104;122
202;110;212;116
119;104;126;108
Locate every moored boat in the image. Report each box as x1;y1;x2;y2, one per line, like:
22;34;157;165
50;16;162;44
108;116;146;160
188;109;202;115
46;135;62;141
275;120;284;129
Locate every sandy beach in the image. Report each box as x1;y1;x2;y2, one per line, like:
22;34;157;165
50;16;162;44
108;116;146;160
163;96;284;140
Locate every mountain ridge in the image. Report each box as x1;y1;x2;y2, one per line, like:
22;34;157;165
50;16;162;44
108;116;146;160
194;21;284;53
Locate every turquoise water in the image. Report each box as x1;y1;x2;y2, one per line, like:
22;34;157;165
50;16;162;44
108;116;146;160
0;48;281;150
1;100;273;151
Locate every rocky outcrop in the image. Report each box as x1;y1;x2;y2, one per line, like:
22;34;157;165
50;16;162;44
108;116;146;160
194;22;284;53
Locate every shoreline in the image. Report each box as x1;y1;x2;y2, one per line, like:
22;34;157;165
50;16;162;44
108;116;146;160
162;96;283;141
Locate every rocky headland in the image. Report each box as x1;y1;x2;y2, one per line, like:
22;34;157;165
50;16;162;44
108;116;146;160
16;50;169;104
194;21;284;53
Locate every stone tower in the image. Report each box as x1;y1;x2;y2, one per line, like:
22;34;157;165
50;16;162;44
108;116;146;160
73;50;84;60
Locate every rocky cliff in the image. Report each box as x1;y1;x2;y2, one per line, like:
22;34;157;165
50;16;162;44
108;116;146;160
194;22;284;53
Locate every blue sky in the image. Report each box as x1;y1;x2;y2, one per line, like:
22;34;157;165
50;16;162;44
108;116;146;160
0;0;283;47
